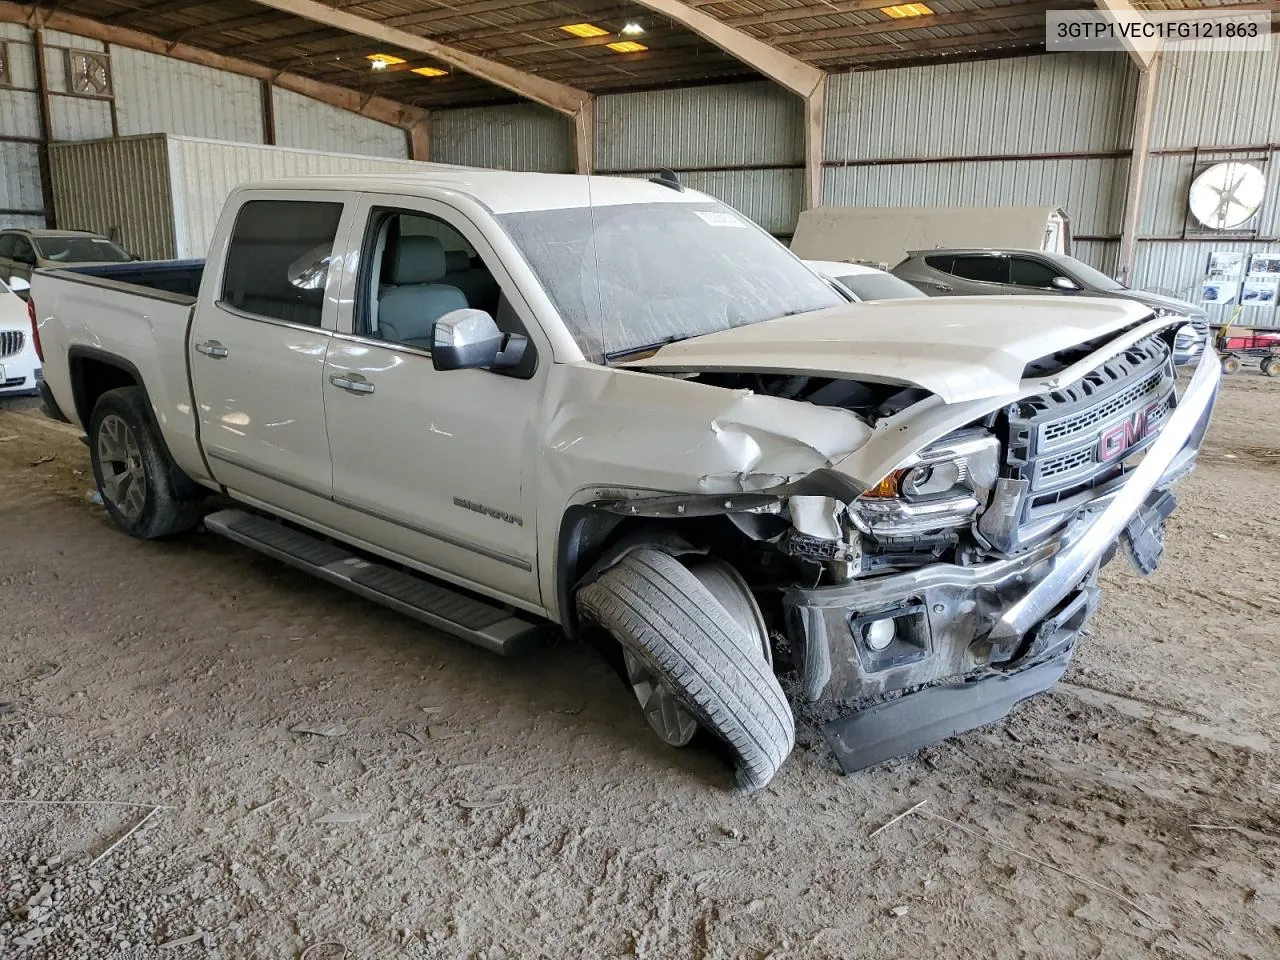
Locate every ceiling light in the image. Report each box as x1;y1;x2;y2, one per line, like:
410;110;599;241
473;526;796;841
366;53;406;70
881;3;933;18
620;22;645;35
607;40;648;53
411;66;448;78
561;22;609;38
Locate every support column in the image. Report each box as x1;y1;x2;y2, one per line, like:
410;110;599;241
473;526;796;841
574;97;594;175
32;27;56;227
1118;55;1161;284
261;81;276;145
408;116;430;162
803;76;827;211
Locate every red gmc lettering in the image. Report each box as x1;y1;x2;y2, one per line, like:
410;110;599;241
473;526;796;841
1098;401;1160;462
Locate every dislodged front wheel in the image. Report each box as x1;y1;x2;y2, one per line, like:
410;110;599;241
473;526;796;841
578;549;795;792
96;413;148;522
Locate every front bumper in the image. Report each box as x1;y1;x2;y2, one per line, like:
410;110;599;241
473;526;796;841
784;344;1221;770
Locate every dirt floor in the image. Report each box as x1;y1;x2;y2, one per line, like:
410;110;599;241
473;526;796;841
1;370;1279;960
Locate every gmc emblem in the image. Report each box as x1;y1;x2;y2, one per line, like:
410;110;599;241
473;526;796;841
1098;401;1160;462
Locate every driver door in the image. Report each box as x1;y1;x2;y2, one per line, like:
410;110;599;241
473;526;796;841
323;195;545;607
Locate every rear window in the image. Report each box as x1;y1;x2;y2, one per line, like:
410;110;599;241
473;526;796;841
220;199;344;327
950;256;1008;284
838;273;926;302
33;236;132;263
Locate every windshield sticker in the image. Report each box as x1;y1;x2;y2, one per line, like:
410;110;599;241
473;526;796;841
694;211;747;228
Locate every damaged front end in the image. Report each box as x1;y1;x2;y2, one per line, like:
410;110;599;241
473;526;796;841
590;324;1220;774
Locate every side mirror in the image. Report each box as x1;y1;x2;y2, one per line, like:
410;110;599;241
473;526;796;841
432;308;528;372
1051;275;1081;291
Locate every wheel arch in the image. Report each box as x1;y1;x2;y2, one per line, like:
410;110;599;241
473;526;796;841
68;346;149;432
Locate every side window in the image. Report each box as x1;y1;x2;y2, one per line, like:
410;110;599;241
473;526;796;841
359;208;504;349
11;237;35;264
220;199;343;327
924;254;953;273
1008;257;1062;289
0;235;14;259
949;256;1008;284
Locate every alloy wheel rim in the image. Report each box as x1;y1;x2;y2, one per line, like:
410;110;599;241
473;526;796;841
624;650;698;747
97;414;147;522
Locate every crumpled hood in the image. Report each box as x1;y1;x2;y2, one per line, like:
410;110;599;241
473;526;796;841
623;295;1156;404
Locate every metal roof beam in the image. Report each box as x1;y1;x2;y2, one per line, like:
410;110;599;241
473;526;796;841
1094;0;1159;71
0;0;427;130
240;0;591;117
627;0;824;97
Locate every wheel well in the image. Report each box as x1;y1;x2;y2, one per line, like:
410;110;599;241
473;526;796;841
69;352;141;429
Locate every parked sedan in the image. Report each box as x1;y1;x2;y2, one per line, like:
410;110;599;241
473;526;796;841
0;228;134;291
0;277;40;396
892;248;1208;365
804;260;928;302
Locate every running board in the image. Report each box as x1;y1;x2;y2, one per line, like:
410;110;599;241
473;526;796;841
202;509;544;656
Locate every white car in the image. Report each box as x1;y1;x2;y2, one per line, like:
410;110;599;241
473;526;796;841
31;172;1219;790
804;259;928;302
0;276;40;396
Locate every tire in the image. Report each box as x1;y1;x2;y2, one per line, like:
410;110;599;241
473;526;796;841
88;386;204;539
1262;357;1280;378
1222;355;1241;375
577;549;795;792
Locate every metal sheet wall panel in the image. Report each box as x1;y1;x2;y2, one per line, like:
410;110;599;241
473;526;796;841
0;89;41;139
49;93;112;141
1134;240;1280;328
823;156;1127;236
41;44;66;93
167;136;436;257
1073;239;1119;276
597;81;803;170
111;45;264;144
431;103;573;172
826;53;1136;162
0;22;31;41
1152;45;1280;150
49;136;175;259
683;168;802;236
272;88;407;159
41;31;104;52
0;142;44;217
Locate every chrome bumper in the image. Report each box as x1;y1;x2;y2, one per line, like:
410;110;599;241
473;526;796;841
987;342;1220;644
785;345;1220;704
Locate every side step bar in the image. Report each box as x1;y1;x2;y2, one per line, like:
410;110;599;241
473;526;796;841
203;509;544;656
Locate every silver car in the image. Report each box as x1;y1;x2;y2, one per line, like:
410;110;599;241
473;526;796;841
0;228;135;294
892;248;1208;365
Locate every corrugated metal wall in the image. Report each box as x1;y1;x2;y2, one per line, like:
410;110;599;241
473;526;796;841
0;22;43;226
272;88;408;159
1135;41;1280;326
824;52;1135;250
431;103;573;171
112;46;264;143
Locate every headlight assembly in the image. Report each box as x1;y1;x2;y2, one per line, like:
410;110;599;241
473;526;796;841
852;434;999;537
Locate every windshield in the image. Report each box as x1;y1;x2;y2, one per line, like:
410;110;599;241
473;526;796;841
32;235;132;263
498;201;844;362
1057;254;1125;292
838;272;926;301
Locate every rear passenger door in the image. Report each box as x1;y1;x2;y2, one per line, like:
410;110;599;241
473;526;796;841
188;191;359;511
945;254;1011;294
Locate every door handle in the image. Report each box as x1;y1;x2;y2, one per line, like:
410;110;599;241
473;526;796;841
932;282;953;293
195;340;229;359
329;373;375;395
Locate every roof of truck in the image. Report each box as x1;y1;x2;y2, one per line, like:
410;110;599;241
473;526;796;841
243;170;716;215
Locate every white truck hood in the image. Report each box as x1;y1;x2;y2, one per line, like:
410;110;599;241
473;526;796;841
623;295;1155;404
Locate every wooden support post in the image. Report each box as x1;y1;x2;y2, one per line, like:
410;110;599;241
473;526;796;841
261;80;276;145
804;76;826;211
574;98;595;175
32;27;56;228
408;117;430;161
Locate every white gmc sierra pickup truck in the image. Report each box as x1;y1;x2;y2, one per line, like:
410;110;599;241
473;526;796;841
31;171;1220;791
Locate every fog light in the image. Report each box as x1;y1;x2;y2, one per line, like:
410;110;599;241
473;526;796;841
864;618;896;651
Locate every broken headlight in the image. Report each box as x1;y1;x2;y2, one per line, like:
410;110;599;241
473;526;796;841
852;434;999;537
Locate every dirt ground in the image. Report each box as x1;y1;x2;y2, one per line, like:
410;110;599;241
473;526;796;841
1;370;1278;960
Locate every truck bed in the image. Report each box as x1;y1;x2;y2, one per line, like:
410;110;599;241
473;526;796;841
48;259;205;302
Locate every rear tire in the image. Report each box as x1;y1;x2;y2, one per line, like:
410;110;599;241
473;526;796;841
1261;357;1279;378
1222;355;1241;375
577;549;795;792
89;387;203;539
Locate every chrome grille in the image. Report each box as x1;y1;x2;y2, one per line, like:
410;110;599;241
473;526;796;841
0;330;23;357
999;333;1178;545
